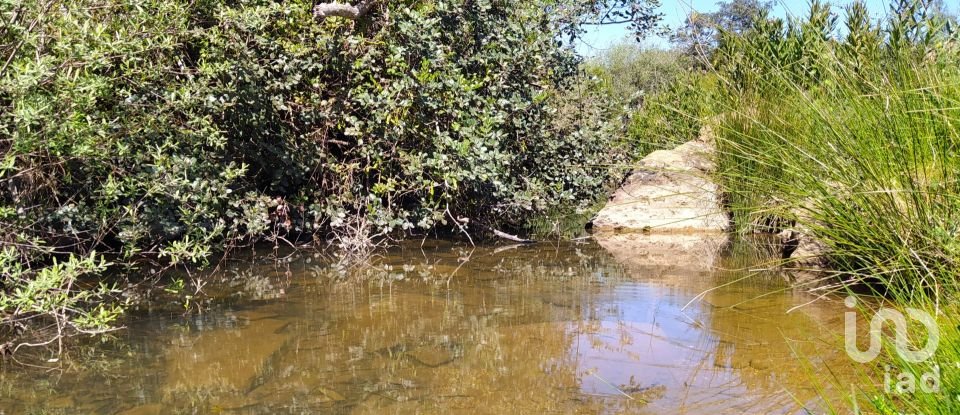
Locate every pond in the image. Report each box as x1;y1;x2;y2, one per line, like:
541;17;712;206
0;234;858;414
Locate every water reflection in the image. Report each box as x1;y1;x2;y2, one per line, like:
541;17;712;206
0;237;855;414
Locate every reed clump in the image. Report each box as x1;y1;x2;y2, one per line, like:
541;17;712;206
708;1;960;411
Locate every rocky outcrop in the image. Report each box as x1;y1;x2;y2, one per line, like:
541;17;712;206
752;199;830;275
591;131;832;280
777;227;830;284
590;134;730;281
591;135;729;233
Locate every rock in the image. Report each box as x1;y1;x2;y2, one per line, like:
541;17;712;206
777;228;828;270
773;226;831;285
778;229;801;258
591;135;730;233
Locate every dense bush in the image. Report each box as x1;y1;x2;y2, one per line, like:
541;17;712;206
588;43;691;105
626;72;716;157
0;0;631;258
0;0;655;339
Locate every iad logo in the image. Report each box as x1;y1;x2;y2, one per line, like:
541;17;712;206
844;296;941;394
844;295;939;363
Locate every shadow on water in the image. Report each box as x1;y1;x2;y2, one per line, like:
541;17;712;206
0;235;858;414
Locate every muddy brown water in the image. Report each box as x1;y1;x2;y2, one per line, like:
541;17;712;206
0;237;860;414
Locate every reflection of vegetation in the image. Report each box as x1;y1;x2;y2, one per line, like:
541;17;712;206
0;239;865;413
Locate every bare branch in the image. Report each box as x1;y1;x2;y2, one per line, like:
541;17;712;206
581;19;633;25
492;229;535;244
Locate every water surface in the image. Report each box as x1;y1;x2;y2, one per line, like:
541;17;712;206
0;236;855;414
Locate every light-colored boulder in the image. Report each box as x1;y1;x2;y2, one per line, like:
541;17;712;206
591;137;729;233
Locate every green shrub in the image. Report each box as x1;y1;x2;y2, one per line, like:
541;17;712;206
588;43;692;106
0;0;630;259
0;0;646;338
626;73;717;157
0;248;122;340
584;42;716;159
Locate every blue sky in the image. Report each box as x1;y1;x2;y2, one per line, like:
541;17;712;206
575;0;895;56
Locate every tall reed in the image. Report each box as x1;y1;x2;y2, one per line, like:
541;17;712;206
710;2;960;412
713;0;960;299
